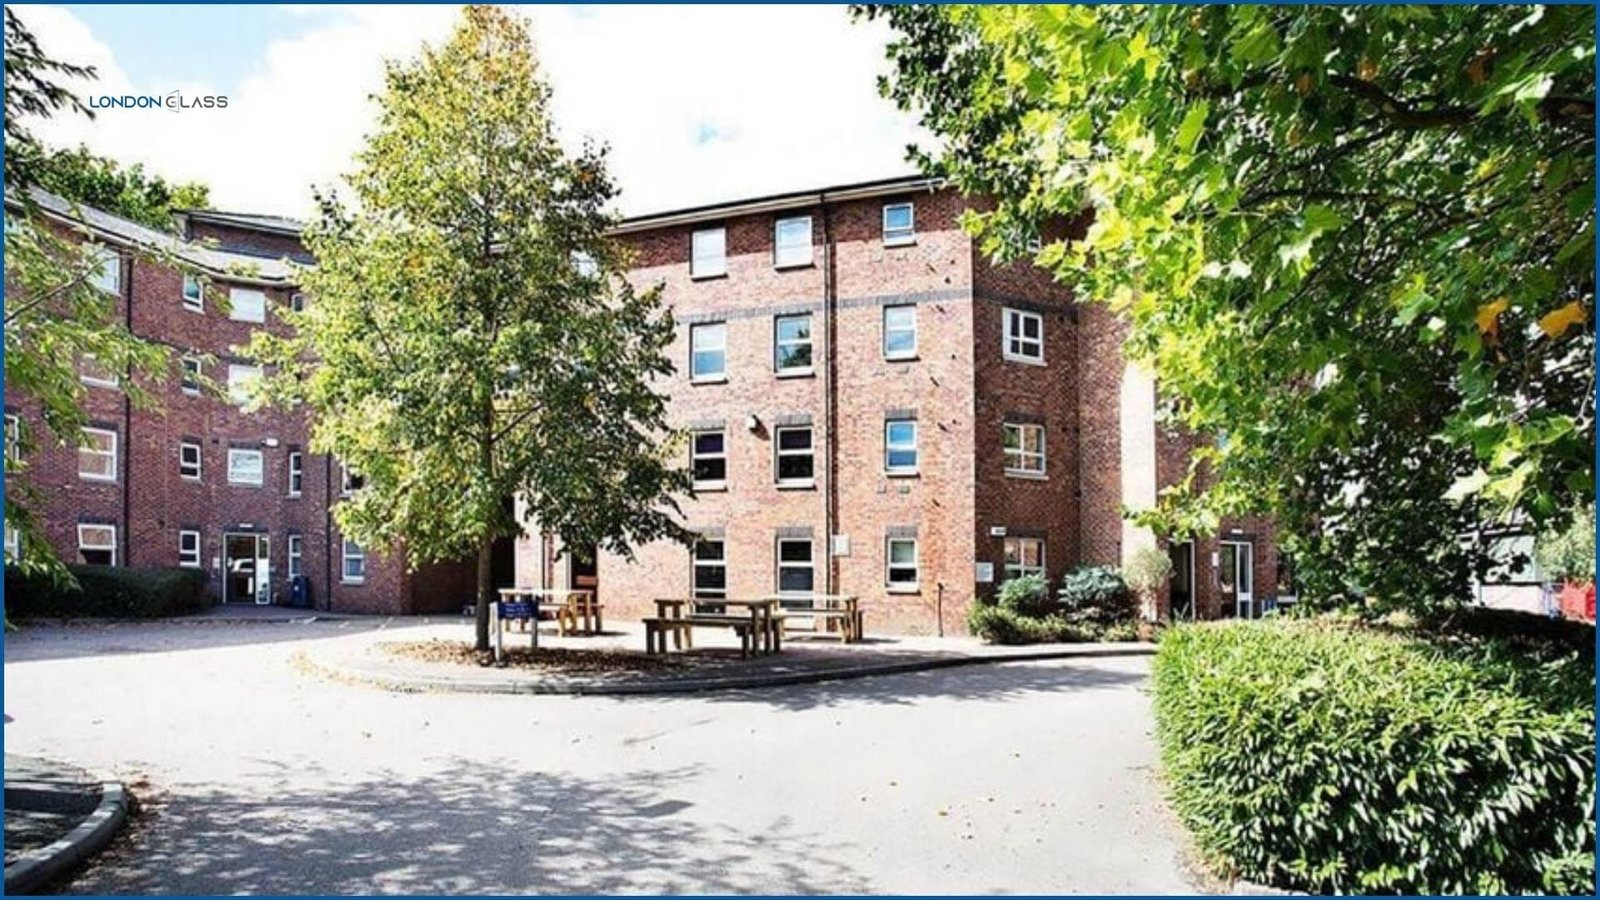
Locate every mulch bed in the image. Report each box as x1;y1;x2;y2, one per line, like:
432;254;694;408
381;639;689;673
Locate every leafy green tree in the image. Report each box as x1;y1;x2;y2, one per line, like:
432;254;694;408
251;5;690;650
15;143;210;233
861;4;1595;608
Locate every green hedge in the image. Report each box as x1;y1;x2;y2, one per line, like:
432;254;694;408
5;565;213;618
1152;616;1596;894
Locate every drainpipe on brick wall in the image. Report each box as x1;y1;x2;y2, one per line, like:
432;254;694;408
821;200;838;596
324;455;334;611
121;256;133;567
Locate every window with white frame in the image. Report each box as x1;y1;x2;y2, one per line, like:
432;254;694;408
883;305;917;360
179;440;202;480
178;529;202;568
181;356;202;395
5;522;19;562
773;314;813;374
774;425;814;485
884;418;918;475
1004;536;1046;580
78;428;117;481
691;430;727;489
77;523;116;566
91;249;121;295
287;534;304;579
287;452;303;496
776;537;814;595
886;536;919;590
182;274;204;312
6;413;20;462
692;539;726;599
228;287;266;323
774;216;813;267
341;539;366;583
690;227;726;278
227;364;262;405
227;448;264;486
883;202;915;245
340;463;364;496
571;251;598;279
1003;422;1047;476
690;322;727;381
1003;308;1045;363
79;355;119;388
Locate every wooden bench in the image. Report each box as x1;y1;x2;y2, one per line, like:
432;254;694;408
770;595;863;643
642;617;695;654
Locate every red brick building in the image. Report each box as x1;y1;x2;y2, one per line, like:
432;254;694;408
517;176;1283;634
4;191;473;614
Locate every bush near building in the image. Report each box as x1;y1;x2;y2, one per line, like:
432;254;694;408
1152;614;1595;895
5;565;212;618
968;568;1139;643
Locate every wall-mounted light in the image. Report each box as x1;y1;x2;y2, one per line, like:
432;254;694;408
263;438;280;448
745;414;760;432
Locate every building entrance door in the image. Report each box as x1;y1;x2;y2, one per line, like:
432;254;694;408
224;533;272;605
1219;540;1254;618
1169;541;1195;620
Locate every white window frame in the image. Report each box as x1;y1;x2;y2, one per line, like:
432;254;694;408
341;539;366;584
690;227;726;278
884;419;919;475
773;313;813;375
886;536;920;591
692;539;727;600
690;429;727;490
1004;536;1047;581
5;522;19;562
1003;307;1045;364
78;427;118;482
689;322;727;382
775;537;815;596
79;355;119;389
77;523;117;566
179;440;202;481
340;463;364;497
227;448;265;486
287;452;304;497
774;425;815;487
181;356;203;396
227;364;262;406
178;529;202;568
883;202;915;246
6;413;20;463
228;287;267;323
91;249;121;295
773;216;813;268
287;534;304;579
182;274;204;312
883;304;918;360
1003;422;1047;477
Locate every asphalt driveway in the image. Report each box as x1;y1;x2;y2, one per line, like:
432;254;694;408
3;619;1199;894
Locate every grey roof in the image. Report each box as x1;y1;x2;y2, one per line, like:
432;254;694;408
615;173;941;233
15;189;300;284
176;208;306;236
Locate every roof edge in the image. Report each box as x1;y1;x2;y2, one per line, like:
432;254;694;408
613;174;943;234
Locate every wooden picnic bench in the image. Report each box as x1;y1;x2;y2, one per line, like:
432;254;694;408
495;588;603;642
645;598;782;658
767;594;863;643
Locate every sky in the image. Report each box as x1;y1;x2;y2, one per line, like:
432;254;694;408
14;4;931;220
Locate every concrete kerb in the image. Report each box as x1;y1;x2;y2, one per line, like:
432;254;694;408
301;641;1157;696
3;780;131;895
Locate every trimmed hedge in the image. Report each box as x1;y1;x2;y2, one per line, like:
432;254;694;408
1152;615;1596;895
5;565;213;618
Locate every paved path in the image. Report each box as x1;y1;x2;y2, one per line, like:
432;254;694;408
4;754;103;866
4;619;1201;894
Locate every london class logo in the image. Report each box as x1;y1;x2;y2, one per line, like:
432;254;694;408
87;91;229;112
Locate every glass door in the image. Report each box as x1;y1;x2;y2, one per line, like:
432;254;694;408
1220;541;1254;618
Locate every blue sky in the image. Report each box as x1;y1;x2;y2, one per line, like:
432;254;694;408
21;5;928;218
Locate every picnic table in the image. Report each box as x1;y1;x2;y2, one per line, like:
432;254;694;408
644;597;782;658
766;594;863;643
494;588;603;649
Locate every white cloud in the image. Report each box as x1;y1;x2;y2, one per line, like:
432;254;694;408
12;4;928;220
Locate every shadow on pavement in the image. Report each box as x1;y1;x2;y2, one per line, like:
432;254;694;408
4;618;447;664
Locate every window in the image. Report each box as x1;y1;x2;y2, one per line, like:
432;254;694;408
692;539;726;600
227;448;264;486
774;426;814;486
6;413;20;462
572;251;598;279
181;356;202;396
690;322;727;381
178;530;202;568
4;522;19;562
691;430;727;489
340;463;364;496
1003;308;1045;364
91;249;121;295
886;537;919;590
78;524;117;566
287;452;303;496
227;364;261;405
182;274;204;312
289;292;307;313
883;203;915;245
884;419;918;475
179;441;202;480
79;355;119;388
341;539;366;583
1003;423;1047;476
776;538;814;595
774;216;812;267
1004;536;1046;580
78;428;117;482
883;305;917;360
690;227;726;278
229;288;266;323
773;314;813;374
287;535;304;579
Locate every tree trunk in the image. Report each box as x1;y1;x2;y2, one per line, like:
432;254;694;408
474;536;494;651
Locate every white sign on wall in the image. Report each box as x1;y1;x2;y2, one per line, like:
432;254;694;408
975;561;995;584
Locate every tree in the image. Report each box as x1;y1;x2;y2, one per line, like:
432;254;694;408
861;5;1595;609
15;144;210;233
250;5;690;650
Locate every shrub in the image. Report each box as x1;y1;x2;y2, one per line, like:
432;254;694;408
1153;617;1595;895
1058;565;1133;625
5;565;212;618
995;573;1054;618
1538;504;1595;584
